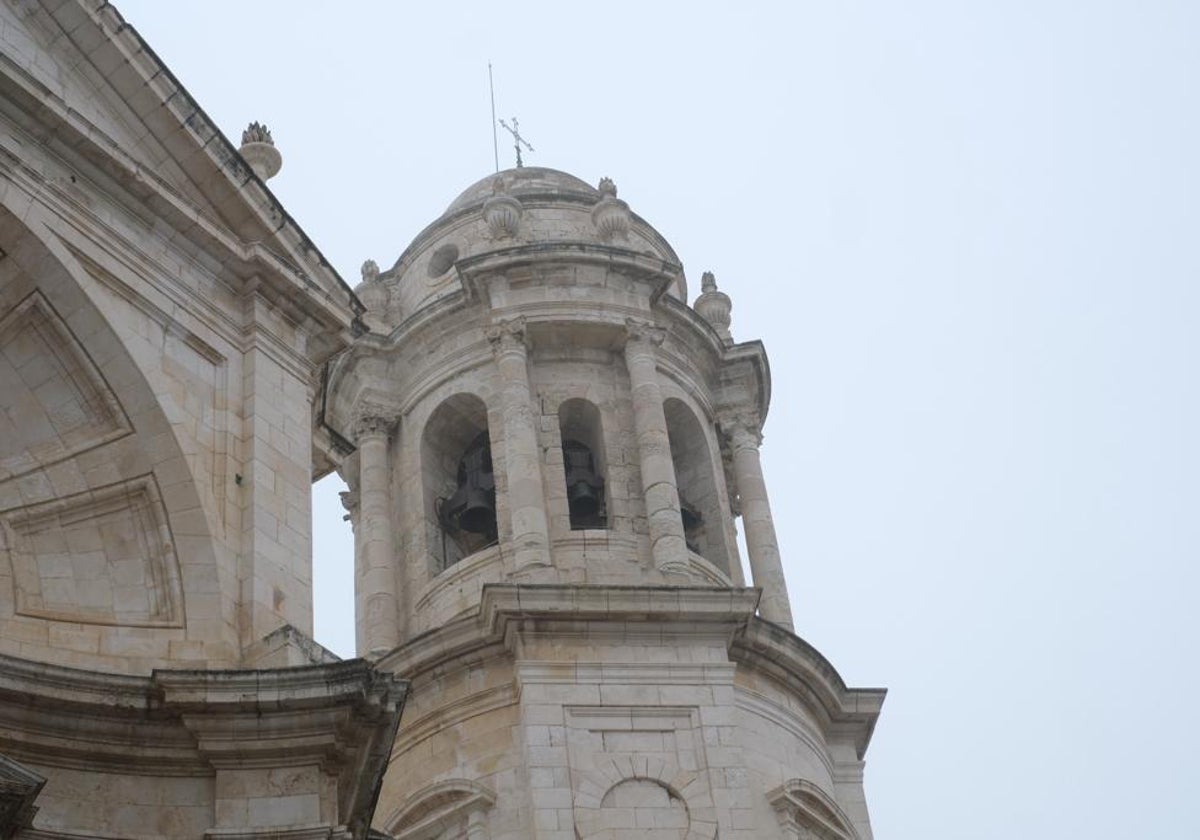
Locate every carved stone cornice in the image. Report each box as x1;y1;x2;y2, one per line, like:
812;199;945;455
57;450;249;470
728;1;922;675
485;316;528;356
0;652;408;792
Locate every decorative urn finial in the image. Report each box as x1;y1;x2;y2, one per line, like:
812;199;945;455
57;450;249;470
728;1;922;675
694;270;733;342
482;177;523;239
239;121;282;181
591;176;630;240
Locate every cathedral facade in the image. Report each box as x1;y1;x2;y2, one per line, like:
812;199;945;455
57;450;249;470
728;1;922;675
0;2;883;838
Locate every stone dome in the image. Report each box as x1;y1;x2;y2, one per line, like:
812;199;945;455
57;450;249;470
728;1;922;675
376;166;689;323
443;167;598;216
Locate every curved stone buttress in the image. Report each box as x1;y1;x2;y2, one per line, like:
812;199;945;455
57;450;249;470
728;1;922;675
325;167;885;840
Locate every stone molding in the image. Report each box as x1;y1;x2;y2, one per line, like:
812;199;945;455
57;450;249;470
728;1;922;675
202;825;351;840
735;690;837;781
454;243;680;305
767;778;861;840
377;584;883;759
390;682;517;756
0;290;132;483
731;620;886;759
0;1;359;337
572;747;717;840
2;473;185;628
480;584;762;639
383;778;496;840
0;653;406;813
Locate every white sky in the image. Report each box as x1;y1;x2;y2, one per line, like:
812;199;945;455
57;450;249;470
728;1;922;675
115;2;1199;837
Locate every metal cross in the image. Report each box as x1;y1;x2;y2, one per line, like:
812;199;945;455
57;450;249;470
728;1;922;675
498;117;534;168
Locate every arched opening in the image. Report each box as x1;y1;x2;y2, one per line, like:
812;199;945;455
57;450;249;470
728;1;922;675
558;398;607;530
422;394;496;571
664;398;730;572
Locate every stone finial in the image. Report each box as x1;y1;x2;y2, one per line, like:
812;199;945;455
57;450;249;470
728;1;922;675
591;177;630;241
694;270;733;342
241;122;274;145
356;258;389;315
239;121;282;181
361;259;380;284
482;179;523;240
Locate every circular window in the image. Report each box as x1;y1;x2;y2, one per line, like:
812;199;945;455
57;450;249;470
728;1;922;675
426;243;460;278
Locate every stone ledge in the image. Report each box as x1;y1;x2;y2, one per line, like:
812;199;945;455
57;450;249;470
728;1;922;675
0;650;407;780
731;619;886;759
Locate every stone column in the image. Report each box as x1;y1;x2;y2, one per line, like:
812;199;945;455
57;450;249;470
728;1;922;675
623;318;689;572
354;414;401;655
724;413;793;630
486;317;551;570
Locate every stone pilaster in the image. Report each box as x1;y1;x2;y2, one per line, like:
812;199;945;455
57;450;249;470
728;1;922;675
724;413;793;629
486;317;551;570
623;318;689;572
354;413;401;655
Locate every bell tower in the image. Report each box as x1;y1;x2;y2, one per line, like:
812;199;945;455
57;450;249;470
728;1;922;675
326;167;883;840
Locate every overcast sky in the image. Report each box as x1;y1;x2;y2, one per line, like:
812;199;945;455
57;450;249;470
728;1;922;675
116;2;1199;837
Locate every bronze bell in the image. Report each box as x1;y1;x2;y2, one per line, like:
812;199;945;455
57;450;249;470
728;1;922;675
680;499;703;554
440;432;497;538
563;439;605;525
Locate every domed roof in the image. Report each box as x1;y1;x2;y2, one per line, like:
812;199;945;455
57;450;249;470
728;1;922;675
444;167;599;216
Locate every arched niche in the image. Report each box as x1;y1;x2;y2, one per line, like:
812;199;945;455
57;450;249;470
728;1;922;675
664;398;731;574
421;393;496;573
558;398;608;530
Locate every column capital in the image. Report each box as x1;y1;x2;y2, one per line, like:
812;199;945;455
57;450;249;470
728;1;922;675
721;411;763;452
353;409;396;442
486;316;528;355
624;317;667;349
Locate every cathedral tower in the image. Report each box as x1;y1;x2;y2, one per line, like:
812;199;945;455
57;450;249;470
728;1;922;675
326;167;884;840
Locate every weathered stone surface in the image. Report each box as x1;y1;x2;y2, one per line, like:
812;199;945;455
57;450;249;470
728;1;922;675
0;2;885;838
